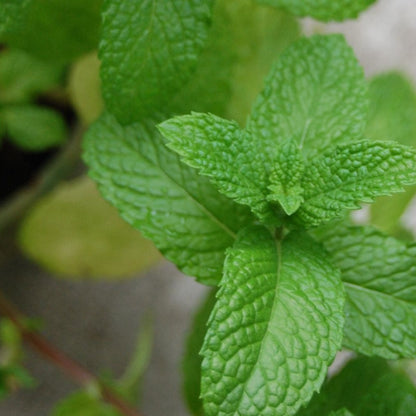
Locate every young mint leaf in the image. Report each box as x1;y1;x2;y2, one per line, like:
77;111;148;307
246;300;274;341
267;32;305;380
247;35;367;158
267;139;304;215
366;72;416;233
315;223;416;359
299;357;416;416
256;0;376;21
100;0;214;124
0;0;102;64
183;289;217;416
83;113;253;286
295;140;416;227
2;105;66;151
0;49;61;105
201;226;344;416
159;112;279;225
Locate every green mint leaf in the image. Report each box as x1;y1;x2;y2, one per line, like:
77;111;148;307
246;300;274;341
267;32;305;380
2;105;66;151
83;113;253;286
366;72;416;233
256;0;376;21
159;113;278;225
267;139;304;215
51;391;122;416
0;0;30;34
100;0;214;124
18;176;161;279
315;223;416;359
329;409;354;416
295;140;416;227
299;357;416;416
0;0;102;64
0;49;61;105
247;35;367;158
183;289;217;416
201;226;344;416
170;0;299;124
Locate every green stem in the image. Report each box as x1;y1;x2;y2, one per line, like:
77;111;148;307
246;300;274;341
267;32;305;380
0;123;84;233
0;290;144;416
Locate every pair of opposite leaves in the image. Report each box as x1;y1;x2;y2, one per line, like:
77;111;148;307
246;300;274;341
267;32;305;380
85;34;416;416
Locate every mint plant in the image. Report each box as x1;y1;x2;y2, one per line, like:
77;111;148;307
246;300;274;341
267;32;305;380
84;31;416;416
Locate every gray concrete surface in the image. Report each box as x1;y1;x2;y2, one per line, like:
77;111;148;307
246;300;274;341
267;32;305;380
1;0;416;415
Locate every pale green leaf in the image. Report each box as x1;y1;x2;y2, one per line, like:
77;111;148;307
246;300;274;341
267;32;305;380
247;35;367;158
315;223;416;359
201;226;344;416
0;49;61;105
18;176;162;279
83;113;253;285
3;105;66;151
100;0;214;124
170;0;299;124
159;112;279;225
366;72;416;233
295;141;416;227
183;290;217;416
267;139;304;215
68;52;103;125
0;0;102;64
299;357;416;416
256;0;376;21
51;391;121;416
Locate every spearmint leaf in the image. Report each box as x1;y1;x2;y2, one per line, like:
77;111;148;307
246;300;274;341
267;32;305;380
0;0;102;64
299;357;416;416
247;35;367;158
83;113;253;285
183;289;217;416
0;49;62;105
159;113;279;225
315;223;416;359
295;141;416;227
256;0;376;21
0;0;30;34
2;105;66;151
100;0;214;124
201;226;344;416
366;72;416;233
267;139;304;215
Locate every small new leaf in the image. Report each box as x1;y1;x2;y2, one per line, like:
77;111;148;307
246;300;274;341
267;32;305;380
247;35;367;158
83;113;253;285
201;226;344;416
267;139;304;215
256;0;376;22
159;112;278;224
315;223;416;359
296;140;416;227
100;0;214;124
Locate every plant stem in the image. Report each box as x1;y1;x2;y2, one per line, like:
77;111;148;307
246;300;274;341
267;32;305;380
0;123;84;233
0;290;144;416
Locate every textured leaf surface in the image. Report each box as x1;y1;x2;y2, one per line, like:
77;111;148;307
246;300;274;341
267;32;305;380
100;0;213;124
256;0;376;21
0;0;102;64
159;113;278;224
267;140;304;215
296;141;416;227
367;72;416;233
83;113;253;285
299;357;416;416
201;226;344;416
0;49;61;105
170;0;299;124
2;105;66;151
18;176;161;279
183;289;217;416
315;223;416;359
247;35;367;158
